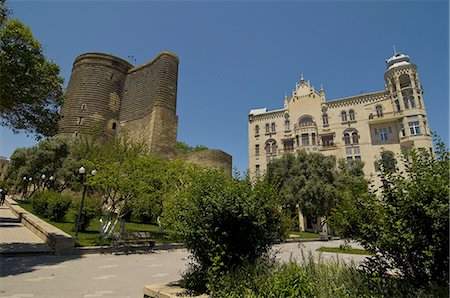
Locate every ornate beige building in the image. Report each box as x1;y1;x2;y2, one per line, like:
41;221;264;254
248;52;433;181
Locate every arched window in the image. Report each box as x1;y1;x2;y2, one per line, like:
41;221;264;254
265;123;270;134
341;111;347;122
271;122;276;132
376;105;383;117
352;132;359;144
255;125;259;135
399;74;411;89
284;120;290;131
265;139;277;154
395;100;401;112
344;133;351;145
81;103;86;110
403;97;409;109
322;113;329;126
409;96;416;108
349;110;355;121
112;122;117;130
299;116;314;126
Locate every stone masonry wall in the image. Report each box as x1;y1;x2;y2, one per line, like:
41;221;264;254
118;52;179;156
185;149;233;175
58;53;132;140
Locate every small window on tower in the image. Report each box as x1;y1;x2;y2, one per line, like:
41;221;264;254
112;122;117;130
81;103;86;110
77;117;84;125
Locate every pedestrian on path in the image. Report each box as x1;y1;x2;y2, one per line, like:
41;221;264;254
0;188;7;206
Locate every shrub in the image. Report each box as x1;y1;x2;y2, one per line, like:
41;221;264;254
209;253;448;298
31;190;71;222
72;196;102;232
46;193;71;222
331;139;449;287
31;191;49;216
130;195;161;224
164;166;287;293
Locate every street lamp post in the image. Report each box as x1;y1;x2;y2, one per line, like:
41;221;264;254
49;176;55;190
22;176;27;199
75;167;97;237
41;174;46;191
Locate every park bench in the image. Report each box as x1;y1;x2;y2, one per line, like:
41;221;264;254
112;231;155;254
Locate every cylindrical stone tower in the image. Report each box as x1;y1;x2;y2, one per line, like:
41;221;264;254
57;53;133;140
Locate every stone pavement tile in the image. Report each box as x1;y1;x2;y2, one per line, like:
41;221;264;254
0;207;52;254
0;206;19;222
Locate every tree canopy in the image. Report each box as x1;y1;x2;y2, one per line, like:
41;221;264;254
0;0;64;138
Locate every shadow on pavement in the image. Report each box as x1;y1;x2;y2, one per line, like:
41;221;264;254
0;251;83;277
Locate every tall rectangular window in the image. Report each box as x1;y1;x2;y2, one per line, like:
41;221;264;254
395;100;401;112
400;124;406;137
255;144;260;156
380;128;388;141
311;133;316;145
77;117;84;125
301;133;309;146
255;165;260;177
409;121;421;135
321;135;334;147
283;140;294;152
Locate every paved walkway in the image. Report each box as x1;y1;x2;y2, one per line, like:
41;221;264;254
0;205;52;255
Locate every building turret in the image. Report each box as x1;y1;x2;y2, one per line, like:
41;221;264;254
384;51;430;148
57;53;132;140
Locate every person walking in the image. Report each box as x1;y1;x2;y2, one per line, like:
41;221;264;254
0;188;7;206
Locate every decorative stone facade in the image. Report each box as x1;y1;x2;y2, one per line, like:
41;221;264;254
58;51;232;173
248;52;433;182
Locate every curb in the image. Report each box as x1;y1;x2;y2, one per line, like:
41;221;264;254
74;242;187;255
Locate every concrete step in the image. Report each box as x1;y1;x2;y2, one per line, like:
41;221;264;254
0;217;20;223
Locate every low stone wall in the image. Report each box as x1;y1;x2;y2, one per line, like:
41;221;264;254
6;197;75;255
143;283;208;298
184;149;232;175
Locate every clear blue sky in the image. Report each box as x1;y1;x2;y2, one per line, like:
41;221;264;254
1;0;448;174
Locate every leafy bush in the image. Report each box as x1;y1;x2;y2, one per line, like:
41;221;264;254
31;190;71;222
164;166;287;292
72;196;102;232
31;191;49;216
208;254;448;298
129;195;161;224
46;194;71;222
331;139;449;287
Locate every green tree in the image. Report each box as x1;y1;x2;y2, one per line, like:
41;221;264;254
0;1;64;138
266;150;352;232
6;138;71;195
164;166;287;293
331;140;449;286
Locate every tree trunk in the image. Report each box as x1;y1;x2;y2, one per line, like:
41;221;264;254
297;204;304;235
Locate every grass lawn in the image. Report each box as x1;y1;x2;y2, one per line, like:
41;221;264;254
17;201;178;247
316;246;373;255
289;231;321;239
